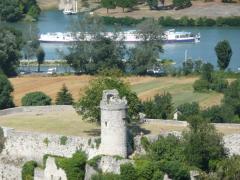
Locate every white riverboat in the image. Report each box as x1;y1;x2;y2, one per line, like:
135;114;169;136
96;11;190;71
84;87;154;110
38;29;200;43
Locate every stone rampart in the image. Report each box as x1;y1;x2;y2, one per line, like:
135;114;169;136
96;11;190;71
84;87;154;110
0;105;74;116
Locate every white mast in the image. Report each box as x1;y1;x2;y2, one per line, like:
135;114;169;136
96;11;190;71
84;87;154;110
76;0;78;12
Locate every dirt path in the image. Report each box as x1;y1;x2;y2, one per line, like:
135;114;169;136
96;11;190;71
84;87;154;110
94;1;240;19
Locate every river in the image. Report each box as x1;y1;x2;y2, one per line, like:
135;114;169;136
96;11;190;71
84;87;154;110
5;10;240;71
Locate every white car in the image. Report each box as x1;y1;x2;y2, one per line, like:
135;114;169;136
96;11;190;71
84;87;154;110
47;68;57;75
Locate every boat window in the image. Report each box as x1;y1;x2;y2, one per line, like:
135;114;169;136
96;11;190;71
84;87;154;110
176;35;179;38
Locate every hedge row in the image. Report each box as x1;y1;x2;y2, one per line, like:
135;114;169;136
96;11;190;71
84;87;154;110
101;16;240;27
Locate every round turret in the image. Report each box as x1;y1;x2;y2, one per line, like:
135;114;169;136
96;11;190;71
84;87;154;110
99;89;128;158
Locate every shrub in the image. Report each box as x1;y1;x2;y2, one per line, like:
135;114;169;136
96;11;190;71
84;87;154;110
120;163;137;180
141;136;151;151
22;161;38;180
92;173;121;180
21;91;52;106
173;0;192;9
210;77;228;92
60;136;68;145
87;155;102;169
193;79;209;92
0;74;14;109
0;127;5;153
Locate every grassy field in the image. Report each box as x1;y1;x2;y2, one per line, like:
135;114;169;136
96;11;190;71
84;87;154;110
1;109;239;136
10;75;222;108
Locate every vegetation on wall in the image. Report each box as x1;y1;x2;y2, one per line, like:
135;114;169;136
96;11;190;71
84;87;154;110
22;161;38;180
21;91;52;106
0;127;5;153
60;136;68;145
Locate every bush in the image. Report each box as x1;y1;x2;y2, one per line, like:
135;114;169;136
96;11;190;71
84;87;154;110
60;136;68;145
92;173;121;180
21;92;52;106
120;163;138;180
210;77;228;92
22;161;38;180
0;127;5;153
193;79;209;92
173;0;192;9
0;74;15;109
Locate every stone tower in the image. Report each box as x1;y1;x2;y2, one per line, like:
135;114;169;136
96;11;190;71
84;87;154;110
100;89;128;158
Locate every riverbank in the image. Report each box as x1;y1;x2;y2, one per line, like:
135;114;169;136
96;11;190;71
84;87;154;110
94;1;240;19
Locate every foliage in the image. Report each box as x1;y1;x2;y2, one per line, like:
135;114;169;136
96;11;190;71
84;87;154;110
0;0;40;22
128;19;163;75
60;136;68;145
56;84;74;105
215;40;232;70
200;63;214;83
173;0;192;9
0;127;5;153
0;74;15;110
101;0;116;13
183;116;227;171
22;161;38;180
120;163;138;180
177;102;200;121
76;76;141;123
55;151;87;180
36;46;45;72
210;76;228;93
43;138;50;146
182;59;194;75
94;138;101;149
87;155;102;169
140;136;151;151
0;27;24;76
101;16;145;26
116;0;137;12
223;79;240;118
142;92;173;119
201;105;235;123
147;0;159;9
21;91;52;106
92;173;121;180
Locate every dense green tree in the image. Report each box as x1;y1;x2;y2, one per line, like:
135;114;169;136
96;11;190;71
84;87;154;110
21;92;52;106
116;0;136;12
22;161;37;180
201;63;214;82
56;84;74;105
92;173;121;180
183;116;226;171
0;27;24;76
147;0;159;10
223;79;240;117
120;163;138;180
36;46;45;72
129;19;163;75
177;102;200;121
215;40;232;70
173;0;192;9
0;74;15;110
143;92;173;119
66;16;126;74
76;75;141;123
101;0;116;13
193;60;203;74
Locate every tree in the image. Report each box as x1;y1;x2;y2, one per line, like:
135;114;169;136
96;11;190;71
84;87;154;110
120;163;137;180
66;15;126;74
183;116;226;171
56;84;74;105
182;59;194;75
147;0;159;10
177;102;200;121
21;92;52;106
215;40;232;70
0;27;24;76
129;19;163;75
201;63;214;83
101;0;116;13
36;47;45;72
76;75;141;123
143;92;173;119
116;0;136;12
173;0;191;9
0;74;15;110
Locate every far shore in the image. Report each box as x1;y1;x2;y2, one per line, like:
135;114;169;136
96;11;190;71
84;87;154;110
94;1;240;19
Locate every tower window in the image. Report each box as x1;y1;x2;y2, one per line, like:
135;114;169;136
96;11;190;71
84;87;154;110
105;121;108;127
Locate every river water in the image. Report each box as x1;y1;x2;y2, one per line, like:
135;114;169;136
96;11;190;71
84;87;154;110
6;10;240;71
